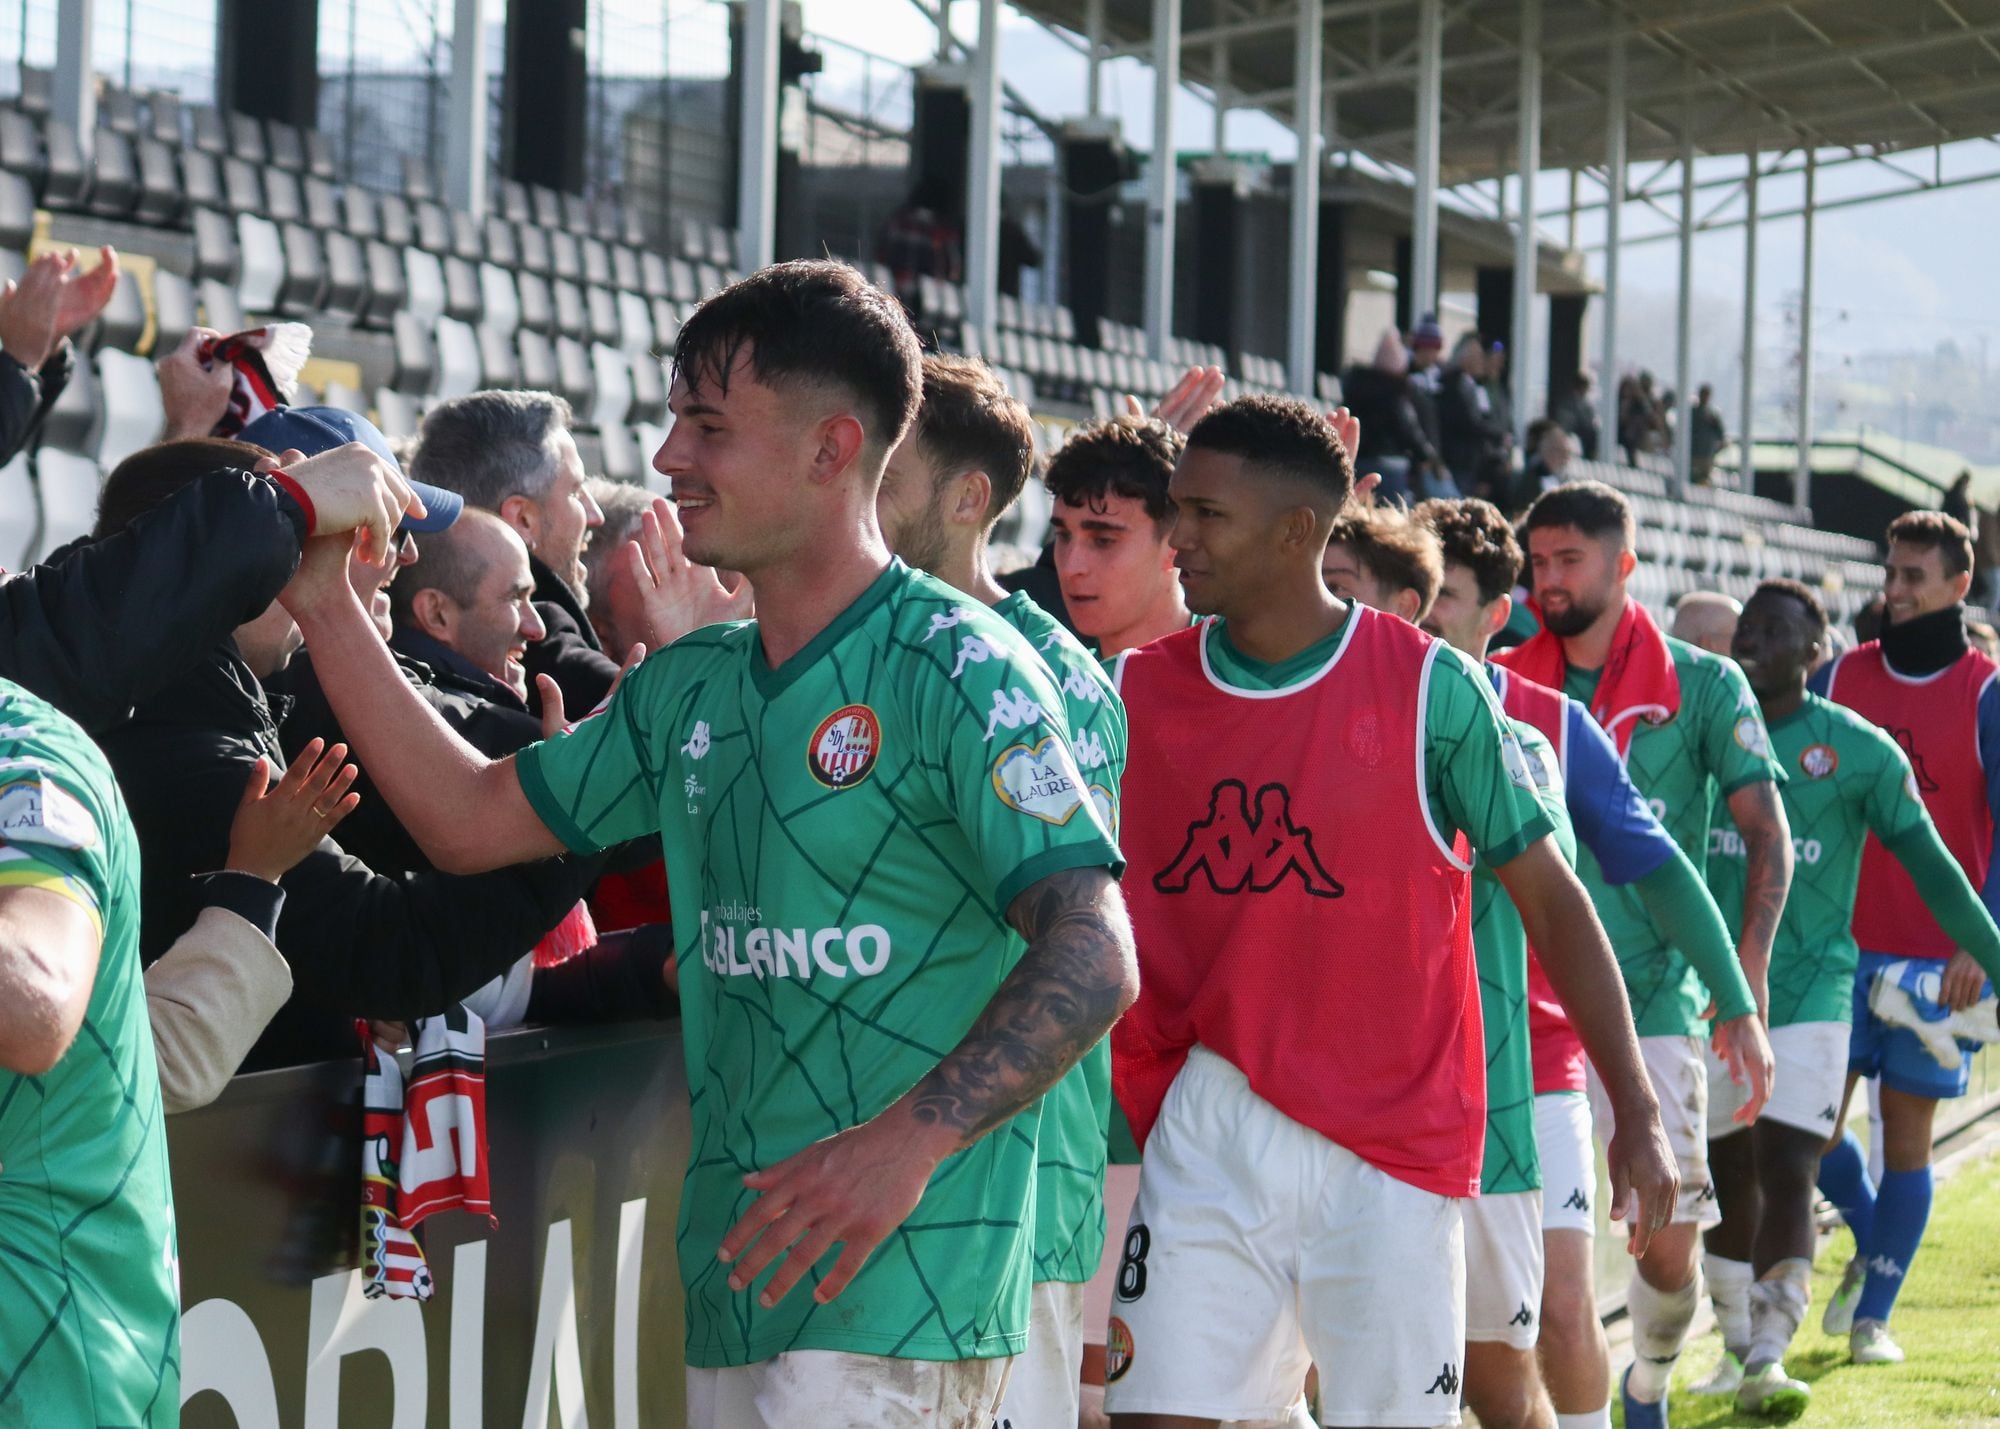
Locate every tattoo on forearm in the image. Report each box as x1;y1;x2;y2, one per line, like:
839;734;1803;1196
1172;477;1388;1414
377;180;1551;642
1736;787;1793;957
907;868;1136;1145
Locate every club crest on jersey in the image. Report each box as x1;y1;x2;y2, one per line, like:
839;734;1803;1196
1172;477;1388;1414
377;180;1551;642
991;736;1088;824
1800;743;1839;779
1733;714;1772;758
1104;1317;1134;1383
807;704;881;789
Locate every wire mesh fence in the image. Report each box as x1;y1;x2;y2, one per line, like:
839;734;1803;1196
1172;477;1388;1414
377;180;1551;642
316;0;451;194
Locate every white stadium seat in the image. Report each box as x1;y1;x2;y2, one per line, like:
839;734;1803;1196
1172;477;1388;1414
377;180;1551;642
94;349;164;471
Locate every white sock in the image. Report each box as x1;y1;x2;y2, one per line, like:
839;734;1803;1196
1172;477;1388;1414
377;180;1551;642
1556;1411;1613;1429
1703;1252;1754;1357
1747;1258;1812;1370
1626;1271;1703;1402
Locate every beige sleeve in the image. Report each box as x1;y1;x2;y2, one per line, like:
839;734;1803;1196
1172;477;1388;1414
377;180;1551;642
145;905;294;1114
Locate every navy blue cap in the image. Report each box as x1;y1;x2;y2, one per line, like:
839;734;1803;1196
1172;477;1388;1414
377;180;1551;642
238;406;463;533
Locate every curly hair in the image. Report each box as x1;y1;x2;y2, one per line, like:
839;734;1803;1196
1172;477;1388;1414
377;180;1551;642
1415;496;1523;606
1042;415;1184;528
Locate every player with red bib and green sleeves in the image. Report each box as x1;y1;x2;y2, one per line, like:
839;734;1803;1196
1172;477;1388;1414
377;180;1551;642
1808;512;2000;1367
277;261;1138;1429
876;352;1129;1429
1101;397;1676;1429
1497;481;1785;1429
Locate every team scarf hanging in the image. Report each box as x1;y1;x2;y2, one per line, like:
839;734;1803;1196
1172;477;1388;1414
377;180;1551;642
358;1007;494;1302
201;323;315;437
1499;596;1681;756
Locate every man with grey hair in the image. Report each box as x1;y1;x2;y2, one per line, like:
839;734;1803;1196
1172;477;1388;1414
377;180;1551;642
581;478;657;660
1673;590;1742;658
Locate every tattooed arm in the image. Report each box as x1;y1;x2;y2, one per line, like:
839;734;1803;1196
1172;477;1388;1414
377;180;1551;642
1725;779;1793;1019
714;866;1138;1307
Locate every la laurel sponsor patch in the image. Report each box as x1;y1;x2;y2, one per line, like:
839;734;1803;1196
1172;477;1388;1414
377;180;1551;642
1733;714;1772;758
0;768;98;849
1800;742;1839;779
806;704;881;789
991;735;1088;825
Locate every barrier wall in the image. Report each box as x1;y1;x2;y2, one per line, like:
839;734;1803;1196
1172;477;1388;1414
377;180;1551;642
171;1021;693;1429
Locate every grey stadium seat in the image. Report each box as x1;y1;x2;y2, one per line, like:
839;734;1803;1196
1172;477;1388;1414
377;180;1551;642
41;119;88;209
586;285;620;347
87;128;138;216
434;317;481;399
280;224;326;311
34;450;102;559
226;112;267;164
303;131;337;180
38;352;99;455
629;353;666;424
377;194;414;248
197;277;245;334
516;223;551;276
0;171;34;251
482;215;519;269
144;91;182;146
599;420;639;483
516;328;556;392
590;343;633;428
450;209;484;262
515;271;554;334
372;387;419;440
357;240;406;327
403;247;447;324
302;174;340;231
477;322;519;387
179;147;223;210
550;229;582;283
190;105;228;156
443;256;483;324
415;200;450;254
235;214;285;311
266;121;305;172
263;167;304;226
616;291;654;357
94;349;164;470
478;264;521;334
320;231;366;313
221;155;263;215
90;270;147;353
390;310;437;395
192;207;240;282
554;336;593;412
133;137;182;225
552;279;587;340
342;187;379;241
0;111;44;192
151;269;197;354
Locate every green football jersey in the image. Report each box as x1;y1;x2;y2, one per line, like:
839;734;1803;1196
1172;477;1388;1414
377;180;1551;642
0;680;177;1424
1706;693;1929;1026
517;562;1122;1367
1565;638;1784;1035
993;591;1126;1283
1470;719;1576;1194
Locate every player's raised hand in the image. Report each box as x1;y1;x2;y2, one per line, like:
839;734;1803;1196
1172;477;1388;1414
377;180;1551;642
627;496;753;649
717;1113;945;1308
1605;1105;1679;1258
1713;1011;1775;1124
1326;404;1361;466
536;642;645;738
1123;365;1226;435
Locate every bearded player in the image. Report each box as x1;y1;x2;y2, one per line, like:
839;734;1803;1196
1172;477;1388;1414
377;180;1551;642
1498;483;1784;1429
877;351;1128;1429
1103;397;1676;1429
1809;512;2000;1364
277;261;1135;1428
1701;579;2000;1413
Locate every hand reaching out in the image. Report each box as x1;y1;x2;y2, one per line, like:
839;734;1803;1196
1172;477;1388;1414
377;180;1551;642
0;247;118;372
157;327;235;439
1123;365;1226;435
629;496;753;648
537;642;647;738
225;739;360;882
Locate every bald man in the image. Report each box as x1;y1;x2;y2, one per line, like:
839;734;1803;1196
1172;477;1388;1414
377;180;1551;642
1673;591;1742;658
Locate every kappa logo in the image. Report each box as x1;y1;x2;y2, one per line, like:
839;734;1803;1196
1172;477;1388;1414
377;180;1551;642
1154;780;1344;899
950;632;1013;680
681;720;711;760
1061;666;1106;705
1039;629;1064;652
1510;1303;1534;1328
1800;742;1839;779
1868;1254;1906;1280
1425;1363;1460;1396
921;607;973;643
1563;1187;1590;1212
1071;728;1109;771
983;687;1047;741
807;705;881;789
1821;1104;1841;1123
1697;1181;1718;1203
1890;728;1940;792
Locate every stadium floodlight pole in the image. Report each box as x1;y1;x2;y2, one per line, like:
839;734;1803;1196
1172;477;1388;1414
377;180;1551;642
1795;147;1817;516
1740;150;1759;486
735;0;781;274
1672;68;1695;498
53;0;95;162
965;0;1004;337
445;0;490;217
1510;0;1541;447
1287;0;1323;396
1213;36;1230;155
1598;19;1626;450
1085;0;1105;116
1144;0;1182;362
1410;0;1443;325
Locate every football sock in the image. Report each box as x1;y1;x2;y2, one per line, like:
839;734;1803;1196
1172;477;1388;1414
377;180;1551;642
1747;1258;1812;1369
1625;1271;1701;1403
1855;1165;1933;1324
1816;1129;1876;1254
1703;1252;1753;1360
1556;1411;1612;1429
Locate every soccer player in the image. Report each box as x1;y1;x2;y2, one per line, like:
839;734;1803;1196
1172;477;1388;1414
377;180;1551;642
1346;499;1751;1429
877;352;1127;1429
1102;397;1677;1429
1044;417;1194;658
1809;511;2000;1364
1498;481;1785;1429
1703;579;2000;1411
0;679;177;1421
279;261;1136;1428
1322;505;1440;625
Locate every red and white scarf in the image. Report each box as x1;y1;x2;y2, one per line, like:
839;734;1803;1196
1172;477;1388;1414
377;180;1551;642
202;324;314;438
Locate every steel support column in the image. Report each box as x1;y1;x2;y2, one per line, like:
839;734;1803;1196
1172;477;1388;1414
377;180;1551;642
1213;37;1229;154
1510;0;1540;445
1796;149;1817;515
965;0;1003;335
1410;0;1442;324
1672;80;1695;496
735;0;781;273
445;0;490;215
53;0;94;160
1739;152;1758;486
1288;0;1323;395
1598;21;1626;451
1145;0;1182;361
1086;0;1105;116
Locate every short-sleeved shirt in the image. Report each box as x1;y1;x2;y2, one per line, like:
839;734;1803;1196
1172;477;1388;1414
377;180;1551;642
1707;693;1930;1025
518;561;1122;1367
1564;638;1784;1035
1470;719;1577;1193
0;680;177;1423
992;590;1127;1283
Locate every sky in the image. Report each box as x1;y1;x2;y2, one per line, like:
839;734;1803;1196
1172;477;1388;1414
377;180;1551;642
799;0;2000;382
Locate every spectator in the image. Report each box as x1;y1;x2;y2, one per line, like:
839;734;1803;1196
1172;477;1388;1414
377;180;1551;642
1439;332;1508;499
1485;339;1516;450
1690;383;1726;486
1619;371;1666;462
90;437;602;1070
1340;329;1444;505
391;508;547;709
876;176;964;318
0;246;119;466
582;477;658;659
1554;370;1601;461
1407;314;1448;483
1671;589;1742;656
1522;418;1579;497
1943;469;1976;534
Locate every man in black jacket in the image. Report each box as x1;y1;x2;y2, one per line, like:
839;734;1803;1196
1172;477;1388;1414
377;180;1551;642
91;437;601;1069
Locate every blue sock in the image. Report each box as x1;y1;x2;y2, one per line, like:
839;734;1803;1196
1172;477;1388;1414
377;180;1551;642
1817;1129;1876;1254
1856;1166;1933;1324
